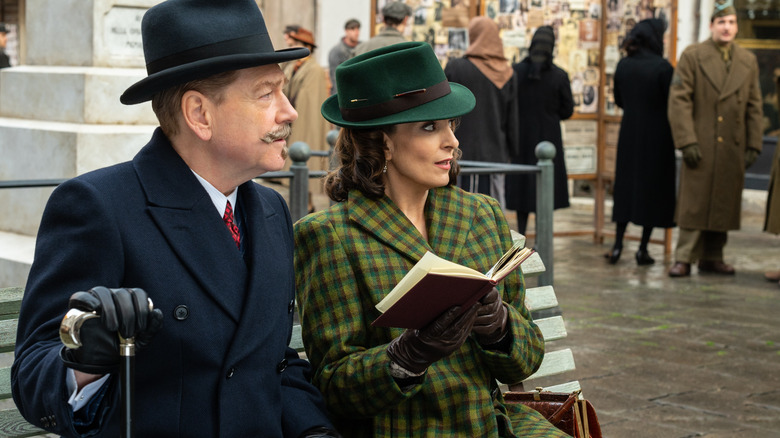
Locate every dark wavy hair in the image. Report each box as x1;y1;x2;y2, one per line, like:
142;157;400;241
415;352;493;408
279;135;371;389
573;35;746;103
325;125;462;202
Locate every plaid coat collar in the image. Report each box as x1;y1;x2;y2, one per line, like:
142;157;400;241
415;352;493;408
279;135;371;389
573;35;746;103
346;186;473;263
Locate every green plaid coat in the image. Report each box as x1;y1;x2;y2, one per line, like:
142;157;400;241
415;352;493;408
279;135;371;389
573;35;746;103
294;186;567;437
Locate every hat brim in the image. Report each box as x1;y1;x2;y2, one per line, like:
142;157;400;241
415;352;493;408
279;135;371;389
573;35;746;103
321;83;476;129
121;47;309;105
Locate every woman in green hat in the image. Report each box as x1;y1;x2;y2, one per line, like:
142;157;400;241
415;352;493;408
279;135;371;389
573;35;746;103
294;41;566;437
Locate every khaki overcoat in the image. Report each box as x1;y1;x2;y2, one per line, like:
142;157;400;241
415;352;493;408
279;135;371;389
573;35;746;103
765;77;780;234
668;39;763;231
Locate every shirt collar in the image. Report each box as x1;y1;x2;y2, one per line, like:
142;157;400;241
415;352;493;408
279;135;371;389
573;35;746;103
190;170;238;215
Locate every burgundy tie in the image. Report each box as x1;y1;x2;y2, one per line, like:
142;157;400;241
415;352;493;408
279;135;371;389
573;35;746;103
223;201;241;249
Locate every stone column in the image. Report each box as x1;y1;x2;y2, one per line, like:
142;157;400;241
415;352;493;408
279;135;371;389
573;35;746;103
0;0;161;286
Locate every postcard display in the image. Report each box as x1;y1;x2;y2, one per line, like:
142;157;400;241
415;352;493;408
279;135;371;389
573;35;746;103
370;0;677;248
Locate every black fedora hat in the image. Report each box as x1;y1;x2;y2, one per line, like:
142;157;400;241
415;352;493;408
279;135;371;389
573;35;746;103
121;0;309;105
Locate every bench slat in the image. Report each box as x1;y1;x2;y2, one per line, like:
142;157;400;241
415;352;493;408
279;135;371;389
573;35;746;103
523;348;576;381
0;319;18;353
0;367;10;400
519;252;545;278
534;316;567;342
0;408;44;437
540;380;582;394
0;288;24;321
524;285;558;312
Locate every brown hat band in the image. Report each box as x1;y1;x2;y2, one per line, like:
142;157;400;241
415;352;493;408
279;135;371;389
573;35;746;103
340;80;451;122
146;34;273;75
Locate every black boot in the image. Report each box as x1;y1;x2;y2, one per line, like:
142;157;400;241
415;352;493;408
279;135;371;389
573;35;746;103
635;248;655;265
605;245;622;264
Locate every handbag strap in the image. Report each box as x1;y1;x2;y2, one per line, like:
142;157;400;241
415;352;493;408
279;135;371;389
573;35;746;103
548;391;579;424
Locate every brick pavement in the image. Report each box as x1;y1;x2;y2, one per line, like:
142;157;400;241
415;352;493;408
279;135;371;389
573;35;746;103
519;201;780;438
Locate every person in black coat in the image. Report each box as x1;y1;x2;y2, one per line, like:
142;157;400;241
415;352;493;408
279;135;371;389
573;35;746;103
445;16;519;209
606;18;676;265
506;26;574;234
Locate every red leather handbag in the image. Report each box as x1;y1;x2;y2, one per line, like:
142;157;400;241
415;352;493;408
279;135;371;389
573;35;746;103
503;389;602;438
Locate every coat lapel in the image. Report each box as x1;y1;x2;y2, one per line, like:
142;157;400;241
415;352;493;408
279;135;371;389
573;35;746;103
699;40;726;94
720;45;752;100
134;129;246;323
348;190;431;263
224;183;292;362
347;187;476;264
425;187;473;263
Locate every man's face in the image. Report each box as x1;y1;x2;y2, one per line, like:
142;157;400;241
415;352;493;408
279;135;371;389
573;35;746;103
205;64;297;182
345;26;360;45
710;14;738;46
0;32;7;49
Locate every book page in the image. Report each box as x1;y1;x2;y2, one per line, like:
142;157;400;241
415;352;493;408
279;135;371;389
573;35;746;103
486;240;533;279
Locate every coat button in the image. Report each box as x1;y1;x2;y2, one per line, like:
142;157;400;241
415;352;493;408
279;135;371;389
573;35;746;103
288;300;295;313
226;367;236;379
718;116;724;122
173;305;189;320
276;358;288;373
718;136;723;142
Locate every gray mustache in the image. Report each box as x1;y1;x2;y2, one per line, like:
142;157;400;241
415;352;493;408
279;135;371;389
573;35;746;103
263;124;292;143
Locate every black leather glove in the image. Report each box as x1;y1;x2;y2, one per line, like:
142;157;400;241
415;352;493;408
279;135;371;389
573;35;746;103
299;427;342;438
472;287;509;345
680;143;701;168
745;148;760;169
386;304;479;374
60;286;163;375
681;143;702;168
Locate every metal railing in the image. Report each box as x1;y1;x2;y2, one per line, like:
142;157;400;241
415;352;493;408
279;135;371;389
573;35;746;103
0;135;557;285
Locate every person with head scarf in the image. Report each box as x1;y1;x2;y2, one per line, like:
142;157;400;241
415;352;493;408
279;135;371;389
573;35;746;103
505;26;574;235
667;0;763;277
606;18;676;265
444;16;520;209
294;41;568;437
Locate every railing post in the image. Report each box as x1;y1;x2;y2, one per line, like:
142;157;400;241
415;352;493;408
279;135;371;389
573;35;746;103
289;141;311;222
535;141;556;287
327;128;340;171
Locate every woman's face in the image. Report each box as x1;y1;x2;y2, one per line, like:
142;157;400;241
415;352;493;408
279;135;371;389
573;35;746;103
383;119;459;194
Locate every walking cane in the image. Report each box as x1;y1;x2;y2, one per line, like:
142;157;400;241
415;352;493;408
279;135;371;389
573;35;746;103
60;299;153;438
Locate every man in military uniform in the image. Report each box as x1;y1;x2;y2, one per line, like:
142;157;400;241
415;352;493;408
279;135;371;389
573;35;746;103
353;1;411;56
667;0;763;277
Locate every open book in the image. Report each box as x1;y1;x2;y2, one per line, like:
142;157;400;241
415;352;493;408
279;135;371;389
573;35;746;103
371;241;534;329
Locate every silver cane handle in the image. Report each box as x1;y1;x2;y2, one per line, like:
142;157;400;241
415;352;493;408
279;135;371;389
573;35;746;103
59;308;99;349
59;297;154;350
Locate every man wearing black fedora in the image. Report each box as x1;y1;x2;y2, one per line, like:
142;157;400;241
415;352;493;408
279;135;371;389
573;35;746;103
12;0;339;437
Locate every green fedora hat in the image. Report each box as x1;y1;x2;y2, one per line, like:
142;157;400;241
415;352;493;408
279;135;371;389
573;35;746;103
322;41;475;128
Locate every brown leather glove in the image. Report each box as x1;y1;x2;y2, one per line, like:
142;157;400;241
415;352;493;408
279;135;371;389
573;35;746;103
745;148;760;169
472;287;509;345
681;143;702;168
386;305;479;374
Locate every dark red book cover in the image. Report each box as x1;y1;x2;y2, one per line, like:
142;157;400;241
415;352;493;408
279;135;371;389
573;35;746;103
371;274;496;329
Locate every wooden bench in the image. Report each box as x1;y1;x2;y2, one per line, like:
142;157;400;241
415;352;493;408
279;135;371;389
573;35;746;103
0;237;578;436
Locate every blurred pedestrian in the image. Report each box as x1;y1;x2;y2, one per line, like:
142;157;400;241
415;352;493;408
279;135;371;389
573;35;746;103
764;73;780;286
667;0;763;277
353;1;411;56
606;18;676;265
0;23;11;68
328;19;360;95
505;25;574;235
282;27;332;207
444;16;519;209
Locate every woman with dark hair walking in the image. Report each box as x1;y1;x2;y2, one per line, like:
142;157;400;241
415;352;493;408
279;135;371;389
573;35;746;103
607;18;676;265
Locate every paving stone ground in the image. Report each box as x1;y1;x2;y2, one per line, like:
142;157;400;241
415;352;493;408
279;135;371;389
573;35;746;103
516;201;780;438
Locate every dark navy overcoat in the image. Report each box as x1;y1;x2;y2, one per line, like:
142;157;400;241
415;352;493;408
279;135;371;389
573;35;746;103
12;129;331;437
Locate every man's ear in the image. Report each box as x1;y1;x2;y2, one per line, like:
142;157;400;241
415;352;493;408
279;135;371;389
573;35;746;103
181;90;212;141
